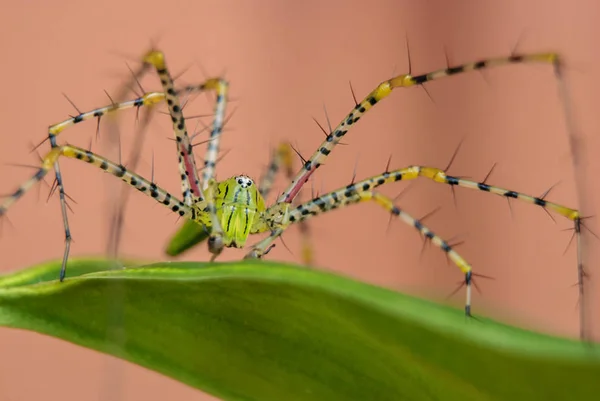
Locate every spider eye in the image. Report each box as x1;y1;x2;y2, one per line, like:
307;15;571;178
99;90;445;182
237;178;243;184
247;181;252;187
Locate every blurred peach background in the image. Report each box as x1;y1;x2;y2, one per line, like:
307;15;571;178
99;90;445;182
1;0;599;400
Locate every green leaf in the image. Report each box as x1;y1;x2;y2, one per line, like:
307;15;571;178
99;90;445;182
0;258;598;401
165;219;210;257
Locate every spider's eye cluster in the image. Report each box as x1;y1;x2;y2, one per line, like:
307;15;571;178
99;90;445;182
235;176;253;189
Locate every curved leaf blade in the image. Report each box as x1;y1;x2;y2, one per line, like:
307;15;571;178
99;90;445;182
0;258;599;401
165;219;210;256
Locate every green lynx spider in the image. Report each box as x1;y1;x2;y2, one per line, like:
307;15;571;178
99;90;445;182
0;49;582;324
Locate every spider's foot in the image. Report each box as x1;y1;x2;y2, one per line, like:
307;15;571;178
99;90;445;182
243;250;259;260
243;244;276;260
208;234;224;261
142;50;165;69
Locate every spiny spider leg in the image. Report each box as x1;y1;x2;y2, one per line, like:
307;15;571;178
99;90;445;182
42;87;171;280
246;163;580;314
425;167;579;221
20;49;229;278
258;142;313;265
103;56;158;260
141;50;203;204
258;143;294;198
251;163;579;259
105;51;228;263
250;181;474;315
106;107;155;259
43;53;229;205
249;49;582;326
0;144;204;281
278;53;560;204
195;78;228;191
141;50;224;259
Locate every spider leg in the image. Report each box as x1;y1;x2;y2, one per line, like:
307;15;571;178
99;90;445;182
248;183;473;316
105;106;155;259
44;78;226;198
102;49;161;259
413;166;580;220
142;50;224;258
43;50;228;205
258;142;313;265
413;165;582;319
195;78;228;190
104;50;229;261
248;162;581;315
415;164;583;326
33;52;227;273
0;144;203;281
42;87;169;280
277;52;561;205
141;50;204;204
258;143;294;198
253;164;580;253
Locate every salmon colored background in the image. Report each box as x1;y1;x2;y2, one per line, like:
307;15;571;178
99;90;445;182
1;0;599;399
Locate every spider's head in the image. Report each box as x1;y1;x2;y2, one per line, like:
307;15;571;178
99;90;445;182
235;175;253;189
216;175;263;202
214;175;266;248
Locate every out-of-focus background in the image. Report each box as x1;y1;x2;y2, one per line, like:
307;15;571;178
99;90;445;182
1;0;599;399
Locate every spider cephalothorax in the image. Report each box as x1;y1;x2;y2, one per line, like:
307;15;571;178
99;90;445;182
204;175;266;248
190;174;293;251
0;48;582;326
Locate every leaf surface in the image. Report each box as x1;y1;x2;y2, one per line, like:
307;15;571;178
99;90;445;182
0;258;598;401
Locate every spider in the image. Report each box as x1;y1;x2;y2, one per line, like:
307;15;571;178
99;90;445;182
0;49;582;322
